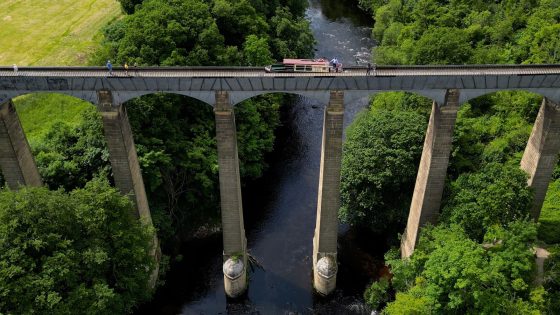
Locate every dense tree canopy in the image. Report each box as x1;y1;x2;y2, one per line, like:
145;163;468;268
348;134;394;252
441;163;533;241
101;0;314;66
340;107;427;233
367;0;560;65
381;221;543;314
0;180;155;314
118;0;142;14
33;108;110;192
124;94;280;240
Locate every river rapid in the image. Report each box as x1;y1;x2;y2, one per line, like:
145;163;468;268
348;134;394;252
138;0;382;313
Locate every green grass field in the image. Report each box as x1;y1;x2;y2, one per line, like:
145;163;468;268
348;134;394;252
16;94;93;146
0;0;121;144
0;0;121;66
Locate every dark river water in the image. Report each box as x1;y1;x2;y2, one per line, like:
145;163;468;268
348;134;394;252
137;1;383;314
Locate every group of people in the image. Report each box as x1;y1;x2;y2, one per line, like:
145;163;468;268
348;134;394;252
106;60;134;76
327;58;376;75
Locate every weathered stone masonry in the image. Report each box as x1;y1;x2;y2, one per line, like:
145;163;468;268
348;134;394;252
215;91;247;298
97;91;152;223
0;100;42;189
96;90;160;287
401;89;459;258
313;90;344;295
521;98;560;220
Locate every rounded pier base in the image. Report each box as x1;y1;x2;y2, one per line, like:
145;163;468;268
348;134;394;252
223;257;247;298
313;255;338;296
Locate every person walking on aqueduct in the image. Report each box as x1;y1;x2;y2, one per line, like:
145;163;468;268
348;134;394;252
106;60;113;76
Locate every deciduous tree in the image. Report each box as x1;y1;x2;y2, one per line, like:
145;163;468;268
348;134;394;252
0;179;155;314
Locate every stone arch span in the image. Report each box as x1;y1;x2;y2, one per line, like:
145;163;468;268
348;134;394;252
459;88;560;104
2;90;98;106
228;90;331;106
116;91;216;107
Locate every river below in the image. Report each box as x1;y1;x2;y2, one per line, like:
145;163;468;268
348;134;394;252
137;1;383;313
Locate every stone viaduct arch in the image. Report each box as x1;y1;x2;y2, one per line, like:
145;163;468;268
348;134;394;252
1;65;560;297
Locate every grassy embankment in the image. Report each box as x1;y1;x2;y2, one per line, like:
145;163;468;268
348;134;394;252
0;0;121;143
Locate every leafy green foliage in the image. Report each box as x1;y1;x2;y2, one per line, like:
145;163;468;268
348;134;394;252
369;0;560;66
125;93;280;240
118;0;143;14
212;0;268;47
97;0;314;65
411;27;473;65
441;163;533;241
235;96;281;179
98;0;234;66
364;277;390;310
33;108;111;191
269;7;315;59
449;91;539;177
539;179;560;244
124;94;218;240
0;179;155;314
544;245;560;313
243;35;274;66
384;221;543;314
340;108;427;232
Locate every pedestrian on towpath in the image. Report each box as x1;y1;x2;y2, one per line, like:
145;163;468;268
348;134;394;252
106;60;113;76
124;62;129;76
12;64;18;75
366;62;372;76
330;58;339;72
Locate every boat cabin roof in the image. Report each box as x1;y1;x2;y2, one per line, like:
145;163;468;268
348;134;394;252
282;58;329;65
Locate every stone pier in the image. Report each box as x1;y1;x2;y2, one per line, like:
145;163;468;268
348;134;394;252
521;98;560;220
96;90;160;286
0;99;42;189
313;90;344;295
215;91;247;298
97;91;152;221
401;89;460;258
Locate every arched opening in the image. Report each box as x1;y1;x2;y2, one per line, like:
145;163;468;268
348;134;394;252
445;90;559;244
225;91;321;306
449;90;544;178
338;90;433;283
7;92;99;191
120;92;216;241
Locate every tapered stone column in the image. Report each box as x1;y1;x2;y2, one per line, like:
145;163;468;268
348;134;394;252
313;90;344;296
96;90;160;286
0;99;42;189
521;98;560;220
401;89;460;258
215;91;247;298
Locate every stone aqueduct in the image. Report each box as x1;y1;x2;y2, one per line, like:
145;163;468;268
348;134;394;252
1;65;560;297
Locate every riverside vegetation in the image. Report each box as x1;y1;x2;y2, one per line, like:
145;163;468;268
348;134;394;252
0;0;314;313
341;0;560;313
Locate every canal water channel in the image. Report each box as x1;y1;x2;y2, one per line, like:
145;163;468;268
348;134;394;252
138;0;382;313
